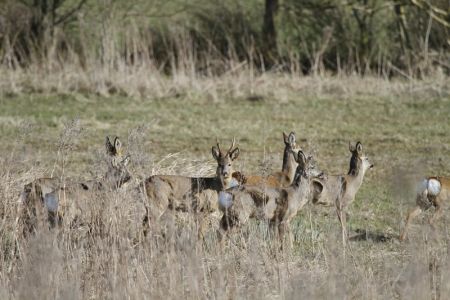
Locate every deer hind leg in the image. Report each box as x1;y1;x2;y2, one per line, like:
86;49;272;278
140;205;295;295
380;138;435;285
336;179;348;247
335;198;347;246
428;200;443;228
17;185;34;237
160;208;176;237
399;205;423;241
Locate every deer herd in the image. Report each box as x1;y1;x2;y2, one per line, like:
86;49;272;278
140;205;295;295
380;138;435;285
16;132;449;247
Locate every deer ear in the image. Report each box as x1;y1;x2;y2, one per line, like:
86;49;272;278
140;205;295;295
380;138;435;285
105;136;116;156
211;146;220;160
356;142;363;154
294;150;306;163
299;150;306;163
114;137;123;155
349;141;356;152
283;132;289;144
312;180;324;195
229;147;240;161
288;132;296;145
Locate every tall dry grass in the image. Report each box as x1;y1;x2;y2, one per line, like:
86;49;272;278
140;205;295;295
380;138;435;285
1;60;449;104
1;120;449;299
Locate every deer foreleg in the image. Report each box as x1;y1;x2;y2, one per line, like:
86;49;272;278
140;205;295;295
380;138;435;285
335;202;348;247
400;205;422;241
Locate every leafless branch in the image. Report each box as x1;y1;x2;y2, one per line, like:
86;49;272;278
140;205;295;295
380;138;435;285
54;0;87;26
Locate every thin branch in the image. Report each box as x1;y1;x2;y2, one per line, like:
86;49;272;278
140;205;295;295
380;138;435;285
54;0;87;26
123;7;190;19
409;0;449;27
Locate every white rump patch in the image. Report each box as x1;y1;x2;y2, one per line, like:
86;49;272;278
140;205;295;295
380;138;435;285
218;191;233;209
427;179;441;196
416;178;441;197
44;193;59;212
416;179;428;195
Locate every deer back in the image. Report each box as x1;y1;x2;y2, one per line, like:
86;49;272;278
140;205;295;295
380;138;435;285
243;132;301;188
311;175;343;206
312;141;372;209
143;138;242;217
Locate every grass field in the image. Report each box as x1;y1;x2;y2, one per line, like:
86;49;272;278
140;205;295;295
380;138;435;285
1;75;449;299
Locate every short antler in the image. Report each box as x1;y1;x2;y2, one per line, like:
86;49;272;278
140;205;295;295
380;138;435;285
216;138;222;156
227;137;236;155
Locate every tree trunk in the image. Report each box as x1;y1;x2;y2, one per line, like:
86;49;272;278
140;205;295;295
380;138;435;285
394;2;412;58
30;0;48;42
262;0;279;66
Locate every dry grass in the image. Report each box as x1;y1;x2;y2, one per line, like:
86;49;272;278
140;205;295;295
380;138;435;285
0;72;449;299
1;62;449;101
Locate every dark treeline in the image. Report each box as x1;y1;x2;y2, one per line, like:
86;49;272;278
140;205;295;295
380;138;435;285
0;0;449;77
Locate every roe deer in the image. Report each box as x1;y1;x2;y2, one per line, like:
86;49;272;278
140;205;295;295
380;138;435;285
399;176;450;241
18;136;131;233
218;150;322;246
310;141;373;246
142;138;244;231
245;131;302;188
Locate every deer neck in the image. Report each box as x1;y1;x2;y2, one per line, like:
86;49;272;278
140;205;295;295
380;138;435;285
344;166;367;200
103;168;131;190
290;169;311;212
282;148;297;183
220;176;239;190
347;154;361;176
292;168;308;189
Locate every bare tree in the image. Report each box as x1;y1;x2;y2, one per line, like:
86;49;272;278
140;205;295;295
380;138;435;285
20;0;87;43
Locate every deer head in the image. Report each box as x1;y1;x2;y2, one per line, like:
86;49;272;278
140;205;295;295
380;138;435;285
282;131;302;158
283;131;298;149
105;136;131;188
282;131;303;177
212;137;240;187
292;150;323;184
348;141;373;176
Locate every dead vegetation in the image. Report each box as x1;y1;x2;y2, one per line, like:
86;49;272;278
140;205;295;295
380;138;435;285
0;74;449;299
